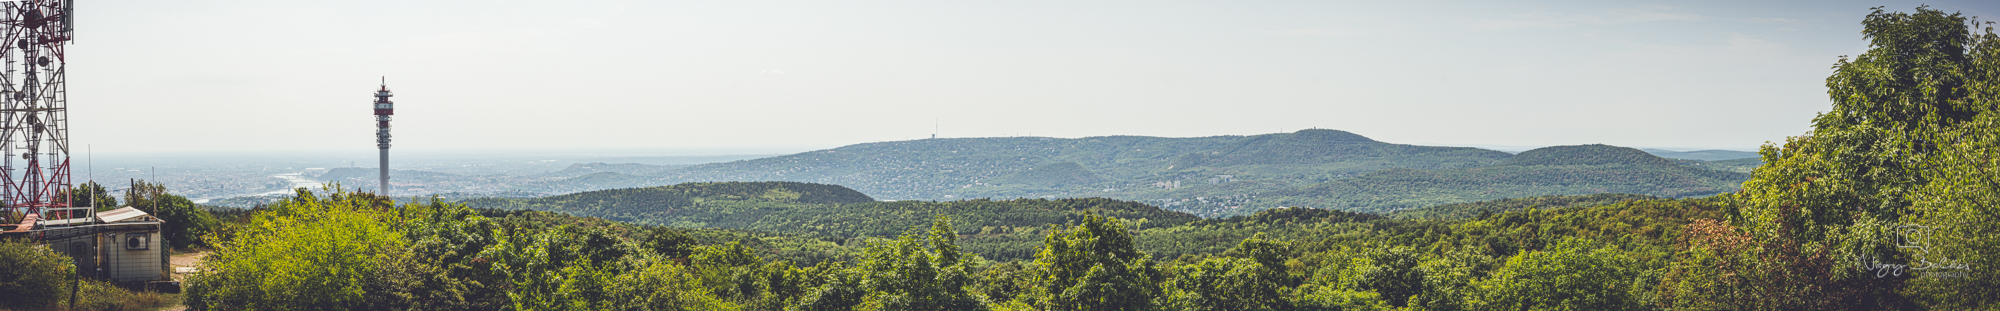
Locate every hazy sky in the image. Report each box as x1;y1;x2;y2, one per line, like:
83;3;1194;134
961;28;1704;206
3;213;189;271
67;0;1999;154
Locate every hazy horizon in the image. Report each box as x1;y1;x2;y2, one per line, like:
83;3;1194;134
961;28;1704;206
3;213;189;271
74;129;1761;158
72;0;1998;154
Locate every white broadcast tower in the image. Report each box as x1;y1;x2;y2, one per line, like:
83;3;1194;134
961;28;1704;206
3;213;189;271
373;78;394;194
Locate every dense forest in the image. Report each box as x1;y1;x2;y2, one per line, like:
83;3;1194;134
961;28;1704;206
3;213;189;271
3;6;1994;311
462;182;1201;251
1253;145;1747;214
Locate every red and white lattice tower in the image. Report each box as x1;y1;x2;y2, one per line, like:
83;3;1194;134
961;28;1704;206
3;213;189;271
0;0;74;221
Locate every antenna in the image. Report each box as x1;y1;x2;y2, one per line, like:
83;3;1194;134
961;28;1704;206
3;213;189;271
86;144;90;210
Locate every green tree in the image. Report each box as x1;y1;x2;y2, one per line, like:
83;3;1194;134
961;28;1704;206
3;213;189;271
644;227;700;259
854;218;987;310
1472;238;1642;311
974;261;1034;304
1161;233;1292;311
1902;89;2000;308
0;239;72;308
1356;246;1423;307
1023;214;1161;311
152;194;218;249
64;181;118;211
185;188;406;310
1409;249;1494;311
1726;6;1997;309
382;198;509;310
122;180;170;214
115;180;218;249
612;257;740;311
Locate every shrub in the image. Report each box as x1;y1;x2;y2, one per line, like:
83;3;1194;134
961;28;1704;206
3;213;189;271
0;239;72;308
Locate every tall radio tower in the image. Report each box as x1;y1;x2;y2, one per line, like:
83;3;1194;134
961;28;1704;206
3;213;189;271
1;0;76;221
373;78;393;194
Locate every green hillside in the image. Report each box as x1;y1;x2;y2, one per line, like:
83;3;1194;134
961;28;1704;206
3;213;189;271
462;181;875;212
442;133;1759;217
1503;144;1676;166
1254;145;1747;214
461;181;1199;240
1386;193;1660;220
1640;148;1760;160
1170;129;1507;168
637;129;1556;216
543;162;684;178
1673;157;1762;173
996;162;1109;187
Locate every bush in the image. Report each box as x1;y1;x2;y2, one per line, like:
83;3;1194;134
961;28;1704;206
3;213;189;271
0;239;72;308
184;190;405;310
64;279;178;311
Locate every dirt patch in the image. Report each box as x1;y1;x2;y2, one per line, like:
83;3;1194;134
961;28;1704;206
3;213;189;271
169;250;208;282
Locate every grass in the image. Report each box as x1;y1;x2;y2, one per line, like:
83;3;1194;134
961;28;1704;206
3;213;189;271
2;280;182;311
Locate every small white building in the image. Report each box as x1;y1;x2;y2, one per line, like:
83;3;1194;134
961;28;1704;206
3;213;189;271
3;206;173;287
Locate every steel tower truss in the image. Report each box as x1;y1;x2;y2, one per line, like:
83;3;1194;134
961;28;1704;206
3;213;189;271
0;0;74;221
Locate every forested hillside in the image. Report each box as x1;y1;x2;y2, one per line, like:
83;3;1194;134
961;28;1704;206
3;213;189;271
297;131;1758;217
1386;193;1659;220
613;130;1750;216
462;181;1200;241
638;130;1513;203
1639;148;1760;161
1252;145;1747;214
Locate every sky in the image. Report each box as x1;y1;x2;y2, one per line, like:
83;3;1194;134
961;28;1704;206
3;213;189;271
64;0;2000;154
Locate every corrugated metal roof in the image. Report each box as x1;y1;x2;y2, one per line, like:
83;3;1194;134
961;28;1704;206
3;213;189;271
96;207;159;223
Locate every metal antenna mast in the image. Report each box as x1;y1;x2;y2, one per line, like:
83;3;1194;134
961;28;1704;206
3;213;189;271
374;77;393;194
0;0;76;222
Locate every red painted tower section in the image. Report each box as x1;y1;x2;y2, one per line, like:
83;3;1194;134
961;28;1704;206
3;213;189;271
374;79;393;194
0;0;76;223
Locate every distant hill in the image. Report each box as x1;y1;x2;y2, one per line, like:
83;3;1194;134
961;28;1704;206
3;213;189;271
640;134;1245;200
1172;129;1507;168
464;181;875;211
461;181;1197;239
1505;144;1677;166
1641;148;1760;161
545;172;654;192
1254;145;1748;214
420;130;1758;217
1673;157;1762;173
997;162;1108;188
1387;193;1660;220
543;162;685;178
635;129;1526;215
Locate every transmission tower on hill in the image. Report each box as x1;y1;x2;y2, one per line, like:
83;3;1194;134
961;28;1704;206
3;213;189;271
0;0;77;222
374;78;394;194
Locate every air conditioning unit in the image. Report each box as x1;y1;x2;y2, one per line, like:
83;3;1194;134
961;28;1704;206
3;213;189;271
125;233;150;250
